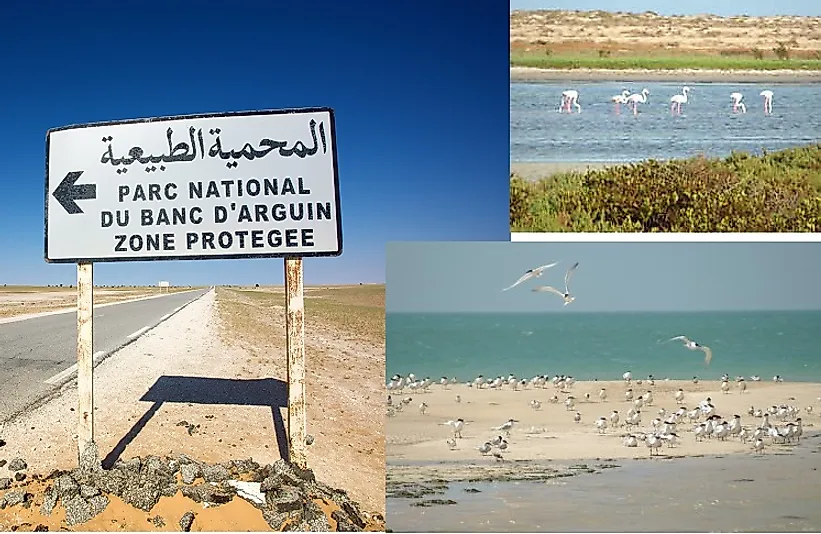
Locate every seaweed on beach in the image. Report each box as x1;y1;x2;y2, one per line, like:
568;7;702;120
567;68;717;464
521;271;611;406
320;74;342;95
386;483;447;500
410;499;458;508
510;143;821;232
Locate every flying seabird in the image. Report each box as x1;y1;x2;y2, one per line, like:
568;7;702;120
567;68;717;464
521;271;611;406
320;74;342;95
665;335;713;365
503;262;560;291
532;262;579;306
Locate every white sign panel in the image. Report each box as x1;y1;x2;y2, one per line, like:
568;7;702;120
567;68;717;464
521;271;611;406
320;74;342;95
45;108;341;263
158;281;170;287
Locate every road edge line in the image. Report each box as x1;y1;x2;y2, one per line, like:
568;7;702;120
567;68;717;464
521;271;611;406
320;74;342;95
0;288;205;326
10;288;212;420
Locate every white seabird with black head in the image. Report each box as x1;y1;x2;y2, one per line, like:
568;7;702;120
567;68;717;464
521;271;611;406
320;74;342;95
532;262;579;306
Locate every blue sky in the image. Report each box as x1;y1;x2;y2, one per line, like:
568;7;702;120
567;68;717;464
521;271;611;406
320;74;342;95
386;241;821;313
0;1;508;287
510;0;821;16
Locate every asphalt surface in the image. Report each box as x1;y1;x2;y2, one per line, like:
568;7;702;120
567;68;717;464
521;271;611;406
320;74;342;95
0;288;210;422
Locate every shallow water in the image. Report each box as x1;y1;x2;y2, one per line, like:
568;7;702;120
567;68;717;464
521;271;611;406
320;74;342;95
510;81;821;163
388;432;821;532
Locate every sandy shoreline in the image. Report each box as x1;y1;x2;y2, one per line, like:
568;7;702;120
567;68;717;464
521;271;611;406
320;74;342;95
387;434;821;532
511;66;821;83
510;161;626;180
387;378;820;465
386;376;821;530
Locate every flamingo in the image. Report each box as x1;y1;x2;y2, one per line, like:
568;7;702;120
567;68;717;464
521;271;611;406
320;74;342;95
760;90;773;114
560;90;581;113
731;92;746;113
670;86;690;115
626;88;650;116
611;89;630;113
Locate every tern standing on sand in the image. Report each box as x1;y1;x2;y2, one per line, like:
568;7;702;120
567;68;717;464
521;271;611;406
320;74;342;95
532;262;579;306
493;418;519;435
665;335;713;365
503;262;560;291
442;419;465;438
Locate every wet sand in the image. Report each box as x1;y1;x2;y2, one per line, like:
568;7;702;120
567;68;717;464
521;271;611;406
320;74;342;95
510;161;624;180
388;430;821;532
387;379;820;463
511;67;821;84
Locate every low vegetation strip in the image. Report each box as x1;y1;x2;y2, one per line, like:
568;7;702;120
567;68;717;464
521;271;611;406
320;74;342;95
510;53;821;71
510;144;821;232
218;284;385;346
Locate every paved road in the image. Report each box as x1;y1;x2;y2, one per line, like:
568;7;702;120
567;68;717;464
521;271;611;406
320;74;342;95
0;288;210;422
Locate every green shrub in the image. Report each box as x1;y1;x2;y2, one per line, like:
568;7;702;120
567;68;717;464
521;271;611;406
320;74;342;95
510;144;821;232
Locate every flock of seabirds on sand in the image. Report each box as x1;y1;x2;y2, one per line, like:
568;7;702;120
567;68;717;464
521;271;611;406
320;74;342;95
386;261;818;460
387;371;817;460
557;86;775;115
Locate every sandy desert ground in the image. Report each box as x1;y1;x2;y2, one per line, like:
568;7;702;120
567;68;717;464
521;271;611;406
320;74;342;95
511;10;821;56
0;284;385;530
387;378;820;464
0;286;195;320
511;10;821;81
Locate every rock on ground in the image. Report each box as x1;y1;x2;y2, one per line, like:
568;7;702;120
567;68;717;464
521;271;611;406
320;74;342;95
1;455;381;531
179;511;196;532
7;458;27;472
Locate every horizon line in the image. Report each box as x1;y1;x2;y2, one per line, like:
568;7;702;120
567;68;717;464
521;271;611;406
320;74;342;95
386;307;821;314
509;8;820;17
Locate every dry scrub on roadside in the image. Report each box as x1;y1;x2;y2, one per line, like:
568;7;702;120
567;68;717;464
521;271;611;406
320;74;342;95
215;285;385;514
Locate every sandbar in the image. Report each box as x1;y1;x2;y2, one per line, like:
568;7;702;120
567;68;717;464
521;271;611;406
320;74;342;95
387;378;819;467
510;161;625;180
511;66;821;84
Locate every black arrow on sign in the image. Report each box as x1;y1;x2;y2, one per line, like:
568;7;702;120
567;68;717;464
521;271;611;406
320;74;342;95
53;171;96;214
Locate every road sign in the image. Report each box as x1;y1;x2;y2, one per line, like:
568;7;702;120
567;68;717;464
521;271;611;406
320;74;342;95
45;108;342;263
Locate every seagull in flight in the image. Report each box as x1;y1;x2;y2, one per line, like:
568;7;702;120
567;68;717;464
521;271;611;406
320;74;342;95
503;262;559;291
532;262;579;306
665;335;713;365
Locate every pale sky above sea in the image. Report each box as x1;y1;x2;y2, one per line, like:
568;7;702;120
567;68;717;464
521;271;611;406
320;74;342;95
386;242;821;313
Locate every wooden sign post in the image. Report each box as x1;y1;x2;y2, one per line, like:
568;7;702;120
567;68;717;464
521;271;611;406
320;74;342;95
285;258;307;467
46;108;341;470
76;262;95;459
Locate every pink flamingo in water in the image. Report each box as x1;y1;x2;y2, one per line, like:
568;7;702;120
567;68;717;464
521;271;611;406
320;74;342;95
559;90;581;113
760;90;773;114
626;88;650;115
731;92;746;113
611;89;630;113
670;86;690;115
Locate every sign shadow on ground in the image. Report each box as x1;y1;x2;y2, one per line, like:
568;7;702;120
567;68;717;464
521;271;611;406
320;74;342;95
102;375;288;469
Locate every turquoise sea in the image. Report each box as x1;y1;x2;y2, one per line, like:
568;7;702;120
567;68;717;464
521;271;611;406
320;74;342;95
386;310;821;383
